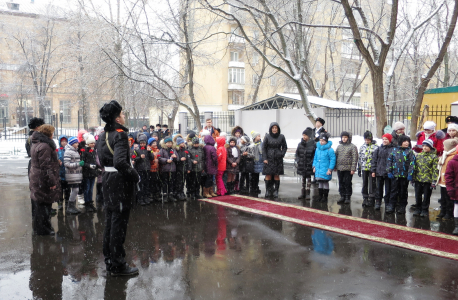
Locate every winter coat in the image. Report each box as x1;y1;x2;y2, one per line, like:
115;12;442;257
216;137;227;172
413;149;439;183
29;131;60;204
386;146;415;178
445;155;458;200
226;144;241;174
176;145;191;173
26;130;33;157
203;135;218;175
96;122;139;210
57;135;68;181
149;146;160;172
188;144;205;173
391;130;406;147
358;141;378;172
158;145;178;173
64;144;83;185
313;126;327;142
371;143;394;176
231;126;244;146
312;141;336;181
81;146;98;178
335;136;358;172
133;146;153;172
295;139;316;177
414;130;445;156
252;141;264;173
240;142;255;173
262;122;288;175
437;148;457;187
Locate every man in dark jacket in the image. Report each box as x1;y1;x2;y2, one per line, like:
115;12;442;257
312;117;327;142
295;127;316;199
97;100;139;276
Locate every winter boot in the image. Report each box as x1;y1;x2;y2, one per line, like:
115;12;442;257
374;199;382;210
396;205;406;214
444;202;454;220
168;194;177;202
178;193;187;201
316;188;324;202
437;208;446;219
298;189;306;200
264;180;273;199
366;198;375;207
321;189;329;203
195;191;203;200
453;218;458;235
385;204;395;214
337;195;346;204
420;210;429;218
204;187;212;198
273;180;280;199
344;195;351;204
210;187;218;197
362;198;368;207
66;202;81;215
85;202;97;212
58;201;63;210
412;208;421;216
305;189;311;200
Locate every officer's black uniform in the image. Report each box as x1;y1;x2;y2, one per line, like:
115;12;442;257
97;102;139;275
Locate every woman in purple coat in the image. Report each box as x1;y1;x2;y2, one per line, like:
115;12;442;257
203;135;218;197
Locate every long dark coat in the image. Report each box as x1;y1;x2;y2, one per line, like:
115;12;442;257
295;138;316;177
97;123;139;210
262;122;288;175
226;144;241;174
29;131;60;204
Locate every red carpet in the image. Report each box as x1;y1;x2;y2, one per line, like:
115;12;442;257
200;195;458;261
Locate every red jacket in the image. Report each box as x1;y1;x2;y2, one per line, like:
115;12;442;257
414;130;445;156
445;154;458;200
216;137;227;171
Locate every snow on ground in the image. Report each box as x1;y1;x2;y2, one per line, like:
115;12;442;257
0;138;60;159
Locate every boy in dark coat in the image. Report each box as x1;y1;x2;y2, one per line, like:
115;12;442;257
386;135;416;214
371;133;394;210
80;134;98;212
57;135;69;210
295;127;316;200
158;137;178;202
335;131;358;204
133;133;153;205
239;136;254;195
187;137;205;200
358;131;378;207
175;137;191;201
412;139;438;217
226;137;241;194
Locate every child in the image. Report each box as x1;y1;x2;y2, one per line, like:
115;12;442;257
226;137;241;194
216;136;227;196
148;137;161;202
295;128;316;200
80;134;98;212
187;137;205;200
312;133;336;202
158;136;178;202
134;133;153;205
57;135;69;210
436;138;458;219
231;126;244;146
444;144;458;234
386;135;415;214
64;137;82;214
175;137;190;201
412;139;438;217
239;136;254;195
203;135;218;198
371;133;394;210
358;131;378;207
335;131;358;204
250;131;263;196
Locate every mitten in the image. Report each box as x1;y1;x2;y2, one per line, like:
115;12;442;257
407;175;413;181
79;161;85;167
388;173;394;179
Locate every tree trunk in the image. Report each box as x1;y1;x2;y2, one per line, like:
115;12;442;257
372;70;387;137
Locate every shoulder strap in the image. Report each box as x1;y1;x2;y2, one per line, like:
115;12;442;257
106;132;114;155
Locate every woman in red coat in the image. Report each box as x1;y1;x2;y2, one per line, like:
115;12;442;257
445;145;458;235
414;121;445;156
29;124;60;235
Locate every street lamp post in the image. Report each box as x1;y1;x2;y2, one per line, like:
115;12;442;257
60;110;63;136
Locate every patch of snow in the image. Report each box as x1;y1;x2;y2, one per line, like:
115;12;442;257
278;93;363;110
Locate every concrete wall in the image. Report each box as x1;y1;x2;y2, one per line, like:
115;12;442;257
235;108;324;140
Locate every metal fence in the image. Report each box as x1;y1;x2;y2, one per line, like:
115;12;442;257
185;111;235;134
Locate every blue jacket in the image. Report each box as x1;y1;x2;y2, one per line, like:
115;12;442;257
57;135;68;181
312;141;336;181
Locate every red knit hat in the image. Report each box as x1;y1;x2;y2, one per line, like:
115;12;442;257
382;133;392;143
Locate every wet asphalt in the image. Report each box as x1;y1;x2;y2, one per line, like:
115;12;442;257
1;159;458;299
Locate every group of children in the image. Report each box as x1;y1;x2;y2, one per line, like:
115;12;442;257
127;127;264;204
295;118;458;234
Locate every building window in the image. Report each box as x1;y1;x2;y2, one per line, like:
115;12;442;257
364;84;368;93
252;74;259;86
228;68;245;84
230;51;239;62
228;91;244;105
364;102;368;108
252;52;260;65
349;97;360;106
60;100;71;123
315;80;322;89
315;41;321;51
342;42;353;54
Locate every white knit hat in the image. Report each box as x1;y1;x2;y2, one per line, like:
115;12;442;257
393;122;405;131
423;121;436;130
86;134;96;144
448;123;458;132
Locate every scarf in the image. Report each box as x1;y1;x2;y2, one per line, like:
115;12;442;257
231;146;239;158
252;141;262;161
425;131;434;140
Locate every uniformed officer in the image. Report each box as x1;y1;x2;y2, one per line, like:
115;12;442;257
97;100;139;276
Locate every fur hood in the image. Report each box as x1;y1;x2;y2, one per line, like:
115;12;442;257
32;131;57;150
231;126;244;137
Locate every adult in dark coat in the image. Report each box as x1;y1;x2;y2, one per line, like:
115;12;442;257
29;124;60;235
312;117;327;142
295;127;316;199
262;122;287;199
97;100;139;276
